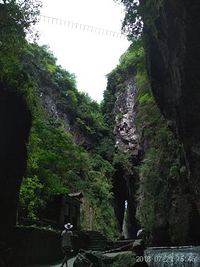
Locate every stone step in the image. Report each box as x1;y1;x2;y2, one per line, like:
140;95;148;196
85;231;107;251
86;231;106;237
87;247;104;251
90;239;106;244
87;244;106;250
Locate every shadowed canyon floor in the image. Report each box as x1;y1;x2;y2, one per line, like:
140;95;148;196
36;251;133;267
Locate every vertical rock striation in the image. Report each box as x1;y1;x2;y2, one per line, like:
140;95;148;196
114;77;141;155
141;0;200;241
113;77;142;238
140;0;200;243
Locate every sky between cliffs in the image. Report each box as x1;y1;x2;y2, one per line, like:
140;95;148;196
36;0;130;102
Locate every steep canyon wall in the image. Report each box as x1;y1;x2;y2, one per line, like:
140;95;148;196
113;77;142;238
141;0;200;242
110;40;200;244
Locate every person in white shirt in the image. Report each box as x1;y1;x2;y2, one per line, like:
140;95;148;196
61;223;73;267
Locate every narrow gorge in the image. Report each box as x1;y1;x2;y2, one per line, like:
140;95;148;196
0;0;200;266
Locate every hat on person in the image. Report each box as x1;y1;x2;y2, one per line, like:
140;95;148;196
137;229;143;237
64;223;73;229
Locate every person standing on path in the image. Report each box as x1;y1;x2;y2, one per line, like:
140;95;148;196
61;223;73;267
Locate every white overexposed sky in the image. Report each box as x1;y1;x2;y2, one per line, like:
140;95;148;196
35;0;130;102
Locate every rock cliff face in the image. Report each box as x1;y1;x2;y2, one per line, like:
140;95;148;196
113;77;142;238
37;87;93;149
114;77;141;154
110;44;200;244
38;87;71;131
141;0;200;238
0;90;31;238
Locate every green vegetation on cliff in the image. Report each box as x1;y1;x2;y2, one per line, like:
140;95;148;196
0;0;42;124
103;39;187;243
134;48;187;243
1;0;190;245
1;1;119;239
114;0;163;39
17;44;118;240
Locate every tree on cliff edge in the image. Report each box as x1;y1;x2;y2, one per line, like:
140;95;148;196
0;0;41;240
